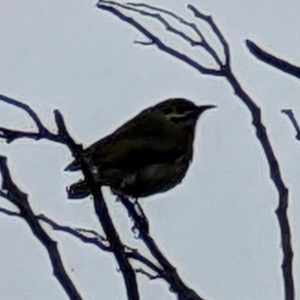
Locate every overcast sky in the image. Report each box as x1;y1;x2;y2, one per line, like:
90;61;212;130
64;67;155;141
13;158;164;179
0;0;299;299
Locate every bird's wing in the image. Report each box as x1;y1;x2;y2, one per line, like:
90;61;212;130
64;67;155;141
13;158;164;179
87;138;183;170
84;111;184;170
65;109;152;171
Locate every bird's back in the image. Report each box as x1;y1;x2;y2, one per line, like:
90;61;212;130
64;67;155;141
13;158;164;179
82;109;191;171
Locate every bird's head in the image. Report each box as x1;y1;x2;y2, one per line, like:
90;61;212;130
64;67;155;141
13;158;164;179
153;98;216;129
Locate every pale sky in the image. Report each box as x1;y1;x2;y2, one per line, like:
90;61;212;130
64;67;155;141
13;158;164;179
0;0;299;300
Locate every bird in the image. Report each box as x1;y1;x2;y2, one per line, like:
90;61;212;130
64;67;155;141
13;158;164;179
66;98;216;199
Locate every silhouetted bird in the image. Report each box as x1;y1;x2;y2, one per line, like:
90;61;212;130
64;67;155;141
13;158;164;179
66;98;216;199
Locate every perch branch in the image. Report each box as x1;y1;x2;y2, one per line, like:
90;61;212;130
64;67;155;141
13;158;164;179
0;95;140;300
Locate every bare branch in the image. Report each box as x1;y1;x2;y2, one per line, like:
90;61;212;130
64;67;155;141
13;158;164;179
96;3;295;300
188;5;230;66
98;1;224;76
0;94;58;143
0;94;47;132
246;40;300;79
0;205;163;279
0;127;41;143
134;39;154;45
0;96;140;300
118;196;205;300
126;249;163;275
0;156;83;300
37;214;111;251
0;206;20;217
127;2;223;66
223;64;294;300
38;213;165;276
135;268;162;280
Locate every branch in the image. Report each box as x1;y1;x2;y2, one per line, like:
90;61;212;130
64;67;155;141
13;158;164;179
0;97;140;300
119;196;205;300
0;206;166;281
39;213;164;277
97;1;224;76
246;40;300;79
188;4;230;66
0;94;60;143
37;214;111;251
135;268;162;280
0;156;83;300
127;2;223;65
96;3;295;300
0;206;20;217
223;71;294;300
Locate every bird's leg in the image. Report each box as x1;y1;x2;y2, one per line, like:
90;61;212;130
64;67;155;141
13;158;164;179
117;196;149;234
133;198;149;235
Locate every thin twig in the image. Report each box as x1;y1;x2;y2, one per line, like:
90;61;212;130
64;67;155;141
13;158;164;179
0;206;163;279
37;214;111;251
97;1;223;76
0;94;59;143
188;5;230;66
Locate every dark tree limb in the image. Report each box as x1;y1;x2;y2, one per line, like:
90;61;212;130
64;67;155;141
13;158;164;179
0;94;60;143
188;5;230;66
0;156;83;300
135;268;162;280
0;206;164;279
37;214;111;251
223;71;293;300
246;40;300;79
96;2;295;300
127;2;223;66
0;206;20;217
119;196;205;300
0;95;140;300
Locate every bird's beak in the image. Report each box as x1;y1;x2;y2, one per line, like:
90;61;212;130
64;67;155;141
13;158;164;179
197;105;217;114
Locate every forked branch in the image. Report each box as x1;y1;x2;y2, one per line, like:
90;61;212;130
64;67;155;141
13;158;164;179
0;94;139;300
0;156;83;300
96;2;294;300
